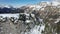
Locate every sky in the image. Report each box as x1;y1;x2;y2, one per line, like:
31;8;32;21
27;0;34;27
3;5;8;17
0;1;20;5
0;0;55;7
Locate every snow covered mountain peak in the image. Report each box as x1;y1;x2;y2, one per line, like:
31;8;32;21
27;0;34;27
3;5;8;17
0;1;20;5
0;4;14;8
25;1;60;11
38;1;60;6
4;5;11;8
52;1;60;6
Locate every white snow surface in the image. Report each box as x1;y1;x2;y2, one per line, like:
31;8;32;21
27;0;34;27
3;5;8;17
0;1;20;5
0;1;60;34
0;14;19;18
25;24;45;34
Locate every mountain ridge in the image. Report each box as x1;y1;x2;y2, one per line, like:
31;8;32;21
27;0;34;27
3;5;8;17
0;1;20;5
0;1;60;13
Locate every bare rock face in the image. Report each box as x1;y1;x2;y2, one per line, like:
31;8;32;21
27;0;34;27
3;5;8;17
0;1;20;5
0;2;60;34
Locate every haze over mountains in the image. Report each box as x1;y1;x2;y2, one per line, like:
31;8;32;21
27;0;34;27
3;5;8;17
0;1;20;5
0;1;60;34
0;6;23;13
0;1;60;13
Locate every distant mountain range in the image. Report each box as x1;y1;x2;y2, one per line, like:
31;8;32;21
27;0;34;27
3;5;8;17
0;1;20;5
0;7;25;13
0;1;60;13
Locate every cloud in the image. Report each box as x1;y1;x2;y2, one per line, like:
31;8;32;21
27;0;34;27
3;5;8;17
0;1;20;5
51;0;60;2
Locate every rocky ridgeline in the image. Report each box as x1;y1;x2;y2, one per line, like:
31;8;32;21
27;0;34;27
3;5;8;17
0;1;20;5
0;13;37;34
0;2;60;34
